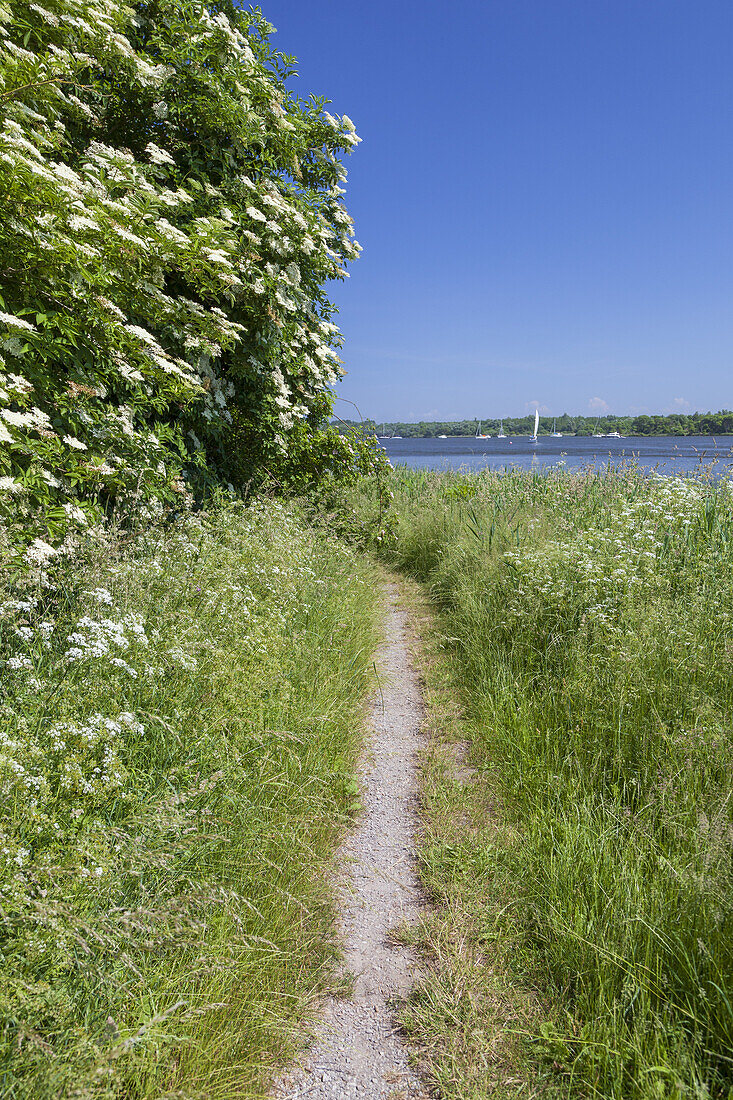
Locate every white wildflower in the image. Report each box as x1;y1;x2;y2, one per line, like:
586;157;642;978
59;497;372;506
6;651;31;668
90;588;113;605
109;657;137;677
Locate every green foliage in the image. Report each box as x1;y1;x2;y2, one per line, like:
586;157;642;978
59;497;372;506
382;467;733;1099
224;394;396;542
0;498;379;1098
0;0;368;560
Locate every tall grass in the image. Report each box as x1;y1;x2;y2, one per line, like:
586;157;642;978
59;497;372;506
382;465;733;1099
0;499;379;1098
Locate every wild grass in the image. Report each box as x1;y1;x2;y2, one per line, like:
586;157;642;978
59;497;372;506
393;576;547;1099
0;498;379;1099
378;465;733;1099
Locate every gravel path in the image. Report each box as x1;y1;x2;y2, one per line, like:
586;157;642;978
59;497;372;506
275;584;429;1100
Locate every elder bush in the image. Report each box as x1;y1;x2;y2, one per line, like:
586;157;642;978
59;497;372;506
0;0;366;561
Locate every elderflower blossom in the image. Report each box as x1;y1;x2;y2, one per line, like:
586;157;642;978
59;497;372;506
25;539;57;564
0;311;35;331
145;141;175;166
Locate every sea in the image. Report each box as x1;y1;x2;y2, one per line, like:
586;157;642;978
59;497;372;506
378;434;733;478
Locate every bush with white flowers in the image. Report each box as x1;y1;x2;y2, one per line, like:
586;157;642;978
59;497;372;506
0;0;363;560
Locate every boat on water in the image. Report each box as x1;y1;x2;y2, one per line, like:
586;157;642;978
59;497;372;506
475;422;490;439
437;434;447;439
529;408;540;443
605;430;623;438
497;419;506;438
551;418;563;437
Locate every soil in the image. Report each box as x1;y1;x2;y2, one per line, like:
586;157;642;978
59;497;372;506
274;583;430;1099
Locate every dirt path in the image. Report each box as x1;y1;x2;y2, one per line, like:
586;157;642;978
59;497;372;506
275;583;429;1100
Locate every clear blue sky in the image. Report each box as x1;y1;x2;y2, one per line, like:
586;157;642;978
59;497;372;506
264;0;733;422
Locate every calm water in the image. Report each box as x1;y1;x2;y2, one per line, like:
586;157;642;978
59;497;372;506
379;435;733;477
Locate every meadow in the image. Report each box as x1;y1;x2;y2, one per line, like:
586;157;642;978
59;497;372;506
0;499;379;1099
378;465;733;1099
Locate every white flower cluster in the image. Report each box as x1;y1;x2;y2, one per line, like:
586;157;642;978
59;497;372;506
64;611;148;675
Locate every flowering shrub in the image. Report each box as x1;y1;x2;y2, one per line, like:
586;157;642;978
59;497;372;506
0;0;364;560
0;497;378;1096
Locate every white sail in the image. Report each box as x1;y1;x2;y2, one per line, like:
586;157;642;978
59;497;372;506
534;408;540;436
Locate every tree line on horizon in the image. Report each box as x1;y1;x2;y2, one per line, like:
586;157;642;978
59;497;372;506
336;410;733;437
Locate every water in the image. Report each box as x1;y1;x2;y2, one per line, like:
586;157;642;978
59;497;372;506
378;434;733;477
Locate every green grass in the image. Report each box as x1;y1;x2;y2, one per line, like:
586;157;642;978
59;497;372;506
391;577;547;1099
376;465;733;1100
0;498;379;1099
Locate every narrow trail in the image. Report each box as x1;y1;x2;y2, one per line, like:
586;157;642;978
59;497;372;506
275;583;430;1100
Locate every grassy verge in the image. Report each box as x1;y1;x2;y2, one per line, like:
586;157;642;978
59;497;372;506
395;576;546;1099
377;466;733;1100
0;498;379;1099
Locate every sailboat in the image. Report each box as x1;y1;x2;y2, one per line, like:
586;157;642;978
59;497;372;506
592;416;603;438
529;408;540;443
497;419;506;438
551;418;563;437
475;421;490;439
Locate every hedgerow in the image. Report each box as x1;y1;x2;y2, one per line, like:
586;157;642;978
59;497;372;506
0;0;369;562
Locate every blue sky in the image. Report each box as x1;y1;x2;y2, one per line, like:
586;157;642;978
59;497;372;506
264;0;733;421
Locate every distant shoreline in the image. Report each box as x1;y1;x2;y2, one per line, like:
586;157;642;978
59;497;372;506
334;413;733;439
374;432;733;440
